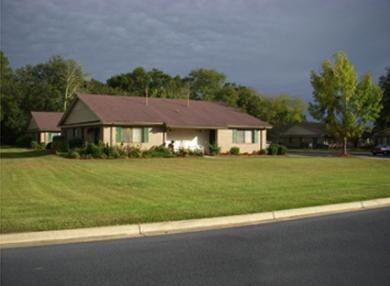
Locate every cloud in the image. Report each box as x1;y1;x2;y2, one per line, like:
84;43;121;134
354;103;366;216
3;0;390;101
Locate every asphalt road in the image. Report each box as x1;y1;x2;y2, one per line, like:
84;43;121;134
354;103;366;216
2;208;390;286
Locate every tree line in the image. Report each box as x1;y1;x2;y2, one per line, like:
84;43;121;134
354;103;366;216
0;51;306;144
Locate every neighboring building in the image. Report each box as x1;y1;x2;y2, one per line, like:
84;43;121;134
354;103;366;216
27;111;63;144
278;122;334;148
374;127;390;145
58;94;272;154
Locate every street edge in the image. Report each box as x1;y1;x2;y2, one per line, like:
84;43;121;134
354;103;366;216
1;197;390;248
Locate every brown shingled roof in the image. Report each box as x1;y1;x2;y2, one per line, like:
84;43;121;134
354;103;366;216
61;94;271;129
281;122;327;136
29;112;63;132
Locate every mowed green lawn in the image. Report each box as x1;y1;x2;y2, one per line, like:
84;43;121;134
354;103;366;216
1;148;389;233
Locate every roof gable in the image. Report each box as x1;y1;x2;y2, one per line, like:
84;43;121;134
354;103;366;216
28;112;63;132
62;99;101;126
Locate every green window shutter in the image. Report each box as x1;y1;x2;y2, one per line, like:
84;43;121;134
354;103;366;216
142;127;149;143
232;129;237;144
253;130;258;144
116;127;123;143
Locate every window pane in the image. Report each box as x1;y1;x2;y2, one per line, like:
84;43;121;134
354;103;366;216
123;128;132;143
245;130;252;143
132;128;142;143
237;130;245;144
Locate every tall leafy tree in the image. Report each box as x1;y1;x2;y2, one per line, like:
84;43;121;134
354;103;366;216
376;67;390;130
82;78;125;95
309;51;383;155
186;68;226;100
0;52;25;143
62;58;85;110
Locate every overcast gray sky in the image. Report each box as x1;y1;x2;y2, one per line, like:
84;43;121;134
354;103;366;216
2;0;390;102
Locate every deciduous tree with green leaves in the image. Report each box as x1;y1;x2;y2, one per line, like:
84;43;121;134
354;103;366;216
376;67;390;130
309;51;383;155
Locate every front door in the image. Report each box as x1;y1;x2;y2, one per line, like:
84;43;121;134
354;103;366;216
209;130;216;145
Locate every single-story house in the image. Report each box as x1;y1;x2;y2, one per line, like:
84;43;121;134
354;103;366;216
58;94;272;154
27;111;63;144
374;127;390;145
278;122;334;148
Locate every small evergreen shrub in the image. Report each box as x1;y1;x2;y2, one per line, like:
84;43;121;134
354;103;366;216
209;144;221;156
258;149;267;155
83;143;104;158
31;141;45;150
69;138;83;149
267;144;279;155
229;147;240;155
46;142;52;150
277;144;288;155
267;144;288;155
52;136;67;152
150;146;173;157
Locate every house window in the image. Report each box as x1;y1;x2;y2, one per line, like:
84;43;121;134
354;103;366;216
245;130;252;143
123;128;132;143
233;130;257;144
74;128;82;139
116;127;149;144
237;130;245;143
132;128;142;143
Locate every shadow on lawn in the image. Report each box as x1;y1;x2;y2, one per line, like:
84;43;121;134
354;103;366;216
0;149;51;159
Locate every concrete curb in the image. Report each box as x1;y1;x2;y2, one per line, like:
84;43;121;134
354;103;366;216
1;198;389;248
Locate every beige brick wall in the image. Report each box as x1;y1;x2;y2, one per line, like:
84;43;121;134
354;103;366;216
260;129;267;150
216;129;262;154
103;126;165;149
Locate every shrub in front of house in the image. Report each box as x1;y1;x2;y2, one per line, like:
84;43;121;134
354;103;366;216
177;147;189;157
277;144;288;155
126;146;143;158
229;147;240;155
68;138;84;149
267;144;288;155
267;144;279;155
31;141;45;150
209;144;221;156
16;135;33;148
188;148;204;156
52;136;67;152
67;150;80;159
81;143;104;158
144;146;173;158
258;149;267;155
